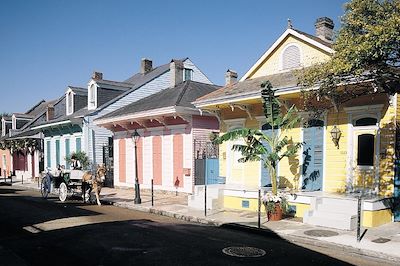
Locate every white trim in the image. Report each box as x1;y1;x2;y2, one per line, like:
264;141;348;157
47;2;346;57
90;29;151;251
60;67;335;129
88;81;97;110
240;28;334;81
32;120;71;130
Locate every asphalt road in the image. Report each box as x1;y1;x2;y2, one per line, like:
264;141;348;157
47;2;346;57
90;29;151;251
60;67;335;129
0;186;393;266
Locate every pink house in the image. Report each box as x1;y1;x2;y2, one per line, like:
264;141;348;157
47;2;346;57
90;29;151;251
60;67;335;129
95;79;220;193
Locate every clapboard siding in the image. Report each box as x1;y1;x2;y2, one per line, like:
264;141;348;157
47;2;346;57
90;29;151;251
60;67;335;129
85;59;212;165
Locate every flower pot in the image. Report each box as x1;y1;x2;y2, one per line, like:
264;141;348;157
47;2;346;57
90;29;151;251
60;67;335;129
267;203;283;221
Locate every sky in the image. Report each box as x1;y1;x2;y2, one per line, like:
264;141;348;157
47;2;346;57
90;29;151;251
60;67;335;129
0;0;348;114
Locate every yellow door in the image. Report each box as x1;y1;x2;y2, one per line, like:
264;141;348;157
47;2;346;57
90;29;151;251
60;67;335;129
353;129;377;192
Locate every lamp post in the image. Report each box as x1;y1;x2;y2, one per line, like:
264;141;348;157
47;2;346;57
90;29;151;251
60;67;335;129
132;129;141;204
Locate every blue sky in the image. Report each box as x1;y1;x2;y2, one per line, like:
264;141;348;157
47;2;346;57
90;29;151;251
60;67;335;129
0;0;347;114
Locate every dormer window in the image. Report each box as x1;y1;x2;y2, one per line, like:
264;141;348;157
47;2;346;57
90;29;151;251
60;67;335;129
66;91;74;115
281;44;301;70
184;68;193;81
88;83;97;110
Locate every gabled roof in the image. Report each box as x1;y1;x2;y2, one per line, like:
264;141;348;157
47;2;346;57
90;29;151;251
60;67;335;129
13;113;34;119
91;58;188;114
195;72;298;107
240;28;334;81
97;80;221;121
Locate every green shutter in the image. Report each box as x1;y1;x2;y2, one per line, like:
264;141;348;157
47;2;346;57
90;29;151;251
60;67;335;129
46;140;51;168
76;137;81;152
56;140;60;166
65;139;70;169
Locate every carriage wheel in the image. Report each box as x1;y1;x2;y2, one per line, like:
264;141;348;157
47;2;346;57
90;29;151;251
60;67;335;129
40;176;50;199
59;182;68;202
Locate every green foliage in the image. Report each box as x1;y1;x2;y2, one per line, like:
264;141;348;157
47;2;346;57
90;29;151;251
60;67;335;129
299;0;400;111
65;151;90;169
214;81;303;195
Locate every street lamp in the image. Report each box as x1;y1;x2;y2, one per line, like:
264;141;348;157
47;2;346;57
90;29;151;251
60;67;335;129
132;129;141;204
330;125;342;149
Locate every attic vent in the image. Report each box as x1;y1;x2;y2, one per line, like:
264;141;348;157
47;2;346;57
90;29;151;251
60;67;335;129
282;45;301;70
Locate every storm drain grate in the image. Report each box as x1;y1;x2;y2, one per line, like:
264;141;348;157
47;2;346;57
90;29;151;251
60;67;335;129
222;246;266;258
303;229;339;237
371;238;391;243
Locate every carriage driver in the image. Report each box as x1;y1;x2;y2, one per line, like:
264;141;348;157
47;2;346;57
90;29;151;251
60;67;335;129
71;155;82;170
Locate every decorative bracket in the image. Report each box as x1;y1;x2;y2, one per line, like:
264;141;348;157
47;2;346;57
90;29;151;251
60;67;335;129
229;104;253;120
153;117;167;126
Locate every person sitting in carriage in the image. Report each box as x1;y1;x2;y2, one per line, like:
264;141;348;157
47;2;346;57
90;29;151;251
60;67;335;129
71;155;82;170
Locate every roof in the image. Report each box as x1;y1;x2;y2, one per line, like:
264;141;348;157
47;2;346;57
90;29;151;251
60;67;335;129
13;113;34;119
293;29;333;48
98;80;221;120
91;58;188;114
68;86;87;96
95;80;133;89
195;71;298;105
25;99;57;116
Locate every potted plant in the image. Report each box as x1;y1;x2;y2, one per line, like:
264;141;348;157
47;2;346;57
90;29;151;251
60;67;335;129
262;190;289;221
214;80;302;220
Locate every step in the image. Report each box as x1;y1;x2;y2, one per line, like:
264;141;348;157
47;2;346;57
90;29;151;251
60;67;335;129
320;197;358;207
315;203;358;215
304;210;357;230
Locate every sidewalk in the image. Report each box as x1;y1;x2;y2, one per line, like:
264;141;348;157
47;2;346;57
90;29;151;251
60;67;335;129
10;180;400;264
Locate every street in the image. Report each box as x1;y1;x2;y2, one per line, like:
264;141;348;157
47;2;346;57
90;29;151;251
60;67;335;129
0;186;394;266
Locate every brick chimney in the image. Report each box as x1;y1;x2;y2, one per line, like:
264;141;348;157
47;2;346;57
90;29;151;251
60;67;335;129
315;17;334;43
92;71;103;80
141;58;153;74
225;69;238;86
46;104;54;121
170;59;184;87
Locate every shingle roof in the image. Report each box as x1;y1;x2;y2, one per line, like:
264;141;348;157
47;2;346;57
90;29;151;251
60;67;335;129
69;86;87;96
13;113;34;119
196;71;298;103
99;80;221;120
294;29;333;49
96;80;133;89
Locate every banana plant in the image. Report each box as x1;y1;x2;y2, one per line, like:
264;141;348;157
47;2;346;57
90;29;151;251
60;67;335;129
214;81;303;195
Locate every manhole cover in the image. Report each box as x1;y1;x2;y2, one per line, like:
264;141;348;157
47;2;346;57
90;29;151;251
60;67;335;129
371;238;391;243
304;229;339;237
222;246;266;257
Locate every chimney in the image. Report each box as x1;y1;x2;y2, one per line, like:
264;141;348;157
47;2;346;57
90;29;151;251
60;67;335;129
92;71;103;80
225;69;238;86
141;58;153;74
46;104;54;121
315;17;334;43
170;59;184;87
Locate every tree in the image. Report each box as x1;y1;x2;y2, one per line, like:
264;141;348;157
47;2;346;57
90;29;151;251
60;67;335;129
214;81;303;195
299;0;400;111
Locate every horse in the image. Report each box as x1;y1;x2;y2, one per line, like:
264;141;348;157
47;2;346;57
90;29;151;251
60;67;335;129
81;164;107;206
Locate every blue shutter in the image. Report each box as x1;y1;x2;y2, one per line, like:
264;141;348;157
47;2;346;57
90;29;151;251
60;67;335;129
65;139;70;169
302;120;324;191
394;159;400;221
76;137;81;152
46;141;51;168
56;140;60;166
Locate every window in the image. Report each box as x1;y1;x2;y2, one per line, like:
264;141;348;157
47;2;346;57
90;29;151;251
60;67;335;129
184;68;193;81
88;84;97;109
354;117;377;126
46;141;51;168
282;44;301;70
357;134;374;166
66;91;74;115
76;137;81;152
55;140;60;166
65;139;70;169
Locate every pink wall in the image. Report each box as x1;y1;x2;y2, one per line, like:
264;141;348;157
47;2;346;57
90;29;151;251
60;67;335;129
0;149;11;176
137;138;143;184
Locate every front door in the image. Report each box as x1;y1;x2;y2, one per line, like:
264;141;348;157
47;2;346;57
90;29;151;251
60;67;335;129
302;119;324;191
353;129;377;193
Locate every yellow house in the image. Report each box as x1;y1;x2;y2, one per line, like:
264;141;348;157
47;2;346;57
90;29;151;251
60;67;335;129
194;18;399;229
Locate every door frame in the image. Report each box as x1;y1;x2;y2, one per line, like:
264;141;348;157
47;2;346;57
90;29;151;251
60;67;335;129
344;104;383;193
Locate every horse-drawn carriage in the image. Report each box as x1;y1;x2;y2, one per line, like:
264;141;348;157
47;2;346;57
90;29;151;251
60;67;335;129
40;166;106;205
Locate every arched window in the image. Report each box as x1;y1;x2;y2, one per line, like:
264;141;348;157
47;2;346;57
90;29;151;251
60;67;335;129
282;45;301;70
66;91;73;115
354;117;377;126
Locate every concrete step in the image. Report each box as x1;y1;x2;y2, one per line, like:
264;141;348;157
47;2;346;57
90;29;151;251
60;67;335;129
315;203;358;215
304;210;357;230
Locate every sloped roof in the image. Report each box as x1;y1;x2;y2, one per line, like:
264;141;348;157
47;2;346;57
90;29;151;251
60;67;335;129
195;71;298;105
68;86;87;96
92;58;188;113
99;80;221;120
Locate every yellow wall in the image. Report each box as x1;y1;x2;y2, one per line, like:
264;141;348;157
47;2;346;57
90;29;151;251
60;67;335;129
224;195;266;212
362;209;392;227
248;35;331;79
